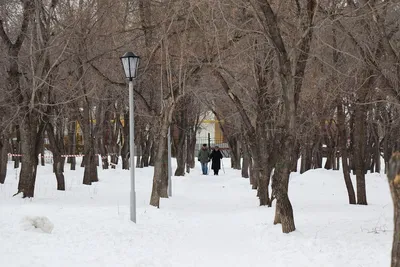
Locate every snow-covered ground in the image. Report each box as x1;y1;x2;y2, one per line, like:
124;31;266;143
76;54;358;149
0;158;393;267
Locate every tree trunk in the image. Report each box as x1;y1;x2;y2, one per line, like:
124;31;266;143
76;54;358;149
354;92;368;205
249;157;258;189
291;141;299;172
300;142;312;174
160;137;169;198
187;128;196;169
40;144;45;166
228;136;241;170
174;127;186;176
337;101;356;204
46;121;67;191
387;153;400;267
98;137;109;170
81;111;98;185
149;143;156;166
272;138;296;233
150;106;174;207
242;145;250;178
17;120;40;198
141;135;152;167
312;137;322;169
255;159;270;206
0;137;8;184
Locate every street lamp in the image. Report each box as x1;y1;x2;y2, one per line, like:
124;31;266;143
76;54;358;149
120;52;140;223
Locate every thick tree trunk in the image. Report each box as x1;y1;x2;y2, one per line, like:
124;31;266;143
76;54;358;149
387;153;400;267
354;95;368;205
228;136;241;170
150;106;174;207
98;138;109;170
18;153;38;198
300;142;312;174
255;160;270;206
242;145;250;178
46;122;67;191
272;138;296;233
149;143;156;166
337;102;356;204
249;157;258;189
160;138;169;198
0;137;8;184
173;105;187;176
17;121;40;198
187;128;196;169
82;149;98;185
81;112;98;185
250;138;270;206
150;135;168;206
291;142;299;172
174;128;186;176
312;137;322;169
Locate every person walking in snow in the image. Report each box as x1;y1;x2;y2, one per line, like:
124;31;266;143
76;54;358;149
209;146;223;175
197;144;210;175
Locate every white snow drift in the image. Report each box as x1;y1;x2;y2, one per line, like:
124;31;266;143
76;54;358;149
0;158;393;267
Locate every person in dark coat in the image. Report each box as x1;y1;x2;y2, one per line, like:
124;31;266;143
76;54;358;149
209;146;223;175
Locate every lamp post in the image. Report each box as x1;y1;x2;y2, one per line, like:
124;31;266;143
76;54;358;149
120;52;140;223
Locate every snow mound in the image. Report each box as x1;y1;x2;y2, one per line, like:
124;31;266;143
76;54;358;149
20;216;54;234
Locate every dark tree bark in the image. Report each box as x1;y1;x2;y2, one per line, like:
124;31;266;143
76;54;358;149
337;101;356;204
186;127;196;169
300;142;312;174
174;106;187;176
150;106;174;207
228;136;241;170
0;136;8;184
312;137;323;169
149;141;156;166
291;141;300;172
40;144;45;166
272;138;296;233
353;75;370;205
17;119;45;197
160;137;169;198
79;105;98;185
97;104;109;170
241;143;250;178
46;122;66;191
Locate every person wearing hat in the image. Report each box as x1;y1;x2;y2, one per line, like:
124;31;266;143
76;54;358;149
209;146;223;175
197;144;210;175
